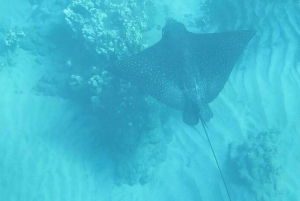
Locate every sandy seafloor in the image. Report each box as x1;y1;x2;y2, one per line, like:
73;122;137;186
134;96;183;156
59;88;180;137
0;0;300;201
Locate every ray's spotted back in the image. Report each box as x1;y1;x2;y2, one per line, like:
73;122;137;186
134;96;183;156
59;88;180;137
106;18;256;126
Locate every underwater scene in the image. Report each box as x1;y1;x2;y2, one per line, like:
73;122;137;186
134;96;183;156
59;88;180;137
0;0;299;200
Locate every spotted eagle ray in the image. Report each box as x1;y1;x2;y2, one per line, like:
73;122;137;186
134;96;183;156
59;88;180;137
107;18;255;201
107;18;255;126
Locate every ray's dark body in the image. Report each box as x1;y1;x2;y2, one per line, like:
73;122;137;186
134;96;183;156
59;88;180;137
107;18;255;125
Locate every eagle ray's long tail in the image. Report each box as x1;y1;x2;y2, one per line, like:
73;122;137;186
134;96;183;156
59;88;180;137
196;119;232;201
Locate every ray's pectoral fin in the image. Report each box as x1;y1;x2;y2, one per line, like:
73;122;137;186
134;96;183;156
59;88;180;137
183;101;213;126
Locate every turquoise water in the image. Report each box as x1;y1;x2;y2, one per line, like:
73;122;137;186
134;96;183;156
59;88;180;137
0;0;299;201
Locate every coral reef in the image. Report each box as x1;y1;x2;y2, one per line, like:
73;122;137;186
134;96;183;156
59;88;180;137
88;72;107;95
87;71;111;107
60;0;157;110
94;78;173;185
0;29;25;67
64;0;154;60
229;131;285;200
28;0;170;186
4;30;25;50
61;0;171;186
